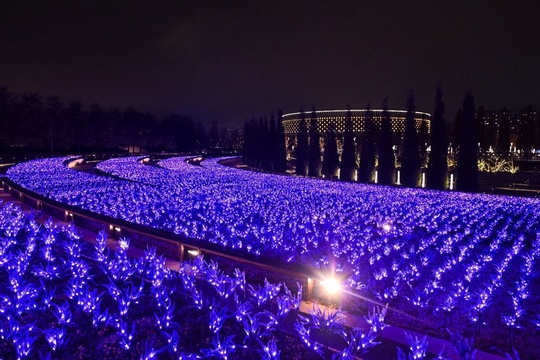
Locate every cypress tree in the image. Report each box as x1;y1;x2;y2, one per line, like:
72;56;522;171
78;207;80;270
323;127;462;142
263;118;273;170
250;119;257;167
322;122;339;178
295;109;309;176
378;98;395;185
340;106;357;181
419;115;428;158
274;110;287;172
456;91;478;192
451;109;462;154
268;115;277;171
358;104;376;183
242;120;250;165
308;107;322;177
257;117;266;169
427;85;448;190
401;91;421;187
476;105;485;153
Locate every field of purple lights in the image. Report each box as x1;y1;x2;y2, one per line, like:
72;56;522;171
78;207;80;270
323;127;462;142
4;155;540;358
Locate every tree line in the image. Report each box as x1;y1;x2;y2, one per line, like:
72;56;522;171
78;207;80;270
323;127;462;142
242;111;287;172
244;87;480;192
0;86;232;154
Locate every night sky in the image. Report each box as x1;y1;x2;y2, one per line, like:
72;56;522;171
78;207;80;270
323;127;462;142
1;1;539;128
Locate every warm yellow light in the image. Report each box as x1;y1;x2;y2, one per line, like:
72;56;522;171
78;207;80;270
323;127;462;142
187;249;199;256
321;277;341;294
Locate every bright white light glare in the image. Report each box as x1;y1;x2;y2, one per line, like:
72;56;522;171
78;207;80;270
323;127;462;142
114;227;121;232
321;277;341;294
382;224;392;232
187;249;199;256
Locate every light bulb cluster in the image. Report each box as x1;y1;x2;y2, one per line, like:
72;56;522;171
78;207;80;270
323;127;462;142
0;201;388;358
6;155;540;357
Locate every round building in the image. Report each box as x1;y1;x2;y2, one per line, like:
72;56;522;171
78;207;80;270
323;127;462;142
282;109;431;137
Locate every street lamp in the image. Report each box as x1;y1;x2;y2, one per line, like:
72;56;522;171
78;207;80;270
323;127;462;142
320;277;341;295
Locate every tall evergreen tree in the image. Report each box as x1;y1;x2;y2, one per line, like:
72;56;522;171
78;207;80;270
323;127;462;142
451;109;462;154
427;85;448;190
295;109;309;176
45;95;64;153
476;105;485;153
308;107;322;177
242;120;250;165
0;87;13;148
358;104;376;183
378;98;395;185
456;91;478;192
274;110;288;172
401;91;421;187
258;118;269;169
245;118;257;166
262;118;273;170
268;114;278;171
322;122;339;178
208;120;219;148
419;115;428;158
340;106;357;181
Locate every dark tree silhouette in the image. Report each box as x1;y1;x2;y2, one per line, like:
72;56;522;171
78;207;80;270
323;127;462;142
18;92;44;148
322;122;339;178
45;95;64;154
308;107;322;177
419;115;428;158
257;118;268;169
451;109;462;154
262;117;272;170
208;120;219;148
242;120;251;165
0;85;195;154
401;91;421;187
161;114;197;152
476;105;485;153
66;100;84;151
427;85;448;190
377;98;394;185
340;106;357;181
88;104;106;149
498;107;511;157
456;91;478;192
274;110;288;172
358;104;375;183
0;87;12;148
245;118;258;167
268;114;277;171
295;109;309;176
107;107;122;149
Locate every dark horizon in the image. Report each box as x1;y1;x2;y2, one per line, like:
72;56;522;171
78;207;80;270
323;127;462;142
1;1;539;128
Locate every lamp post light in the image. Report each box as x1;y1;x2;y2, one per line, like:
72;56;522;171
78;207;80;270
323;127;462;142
320;277;341;295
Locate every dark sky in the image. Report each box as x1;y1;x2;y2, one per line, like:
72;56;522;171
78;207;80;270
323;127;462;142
1;1;539;128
